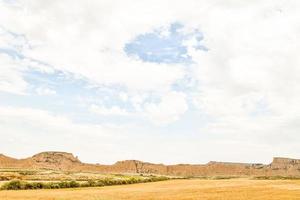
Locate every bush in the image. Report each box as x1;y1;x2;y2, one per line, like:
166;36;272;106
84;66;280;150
0;176;170;190
45;182;60;189
253;176;300;180
32;182;44;189
58;181;70;188
69;180;80;188
1;180;24;190
80;180;98;187
95;180;105;187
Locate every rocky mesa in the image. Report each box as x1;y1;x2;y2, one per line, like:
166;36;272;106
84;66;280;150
1;152;300;177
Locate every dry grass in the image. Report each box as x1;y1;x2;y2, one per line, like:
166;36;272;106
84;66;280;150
0;168;127;181
0;179;300;200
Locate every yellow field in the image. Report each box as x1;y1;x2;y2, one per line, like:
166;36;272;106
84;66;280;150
1;179;300;200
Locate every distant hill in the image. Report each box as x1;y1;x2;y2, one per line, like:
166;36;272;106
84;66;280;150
1;152;300;177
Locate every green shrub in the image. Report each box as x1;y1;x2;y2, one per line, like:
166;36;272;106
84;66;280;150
100;178;114;186
19;171;37;176
128;177;140;184
45;182;60;189
95;180;105;187
1;180;24;190
1;176;170;190
34;182;44;189
69;180;80;188
58;181;70;188
80;180;98;187
253;176;300;180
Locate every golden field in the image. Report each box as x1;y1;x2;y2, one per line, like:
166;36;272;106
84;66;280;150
1;179;300;200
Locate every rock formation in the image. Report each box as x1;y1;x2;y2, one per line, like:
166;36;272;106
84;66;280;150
1;152;300;177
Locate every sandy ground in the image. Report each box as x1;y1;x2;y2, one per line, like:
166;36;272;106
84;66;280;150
1;179;300;200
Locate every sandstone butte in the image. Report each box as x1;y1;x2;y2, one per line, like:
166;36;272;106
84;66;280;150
1;152;300;177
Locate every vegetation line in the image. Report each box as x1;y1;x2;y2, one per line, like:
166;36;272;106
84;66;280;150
252;176;300;180
0;176;170;190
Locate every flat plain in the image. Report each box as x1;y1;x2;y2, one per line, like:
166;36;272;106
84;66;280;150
1;179;300;200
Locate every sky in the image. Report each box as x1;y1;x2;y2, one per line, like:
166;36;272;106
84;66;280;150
0;0;300;165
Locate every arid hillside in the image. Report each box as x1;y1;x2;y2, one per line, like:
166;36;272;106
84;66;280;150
1;152;300;177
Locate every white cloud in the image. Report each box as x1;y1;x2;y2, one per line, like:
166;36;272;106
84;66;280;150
189;0;300;147
35;87;56;96
0;0;300;162
87;91;188;125
119;92;128;102
0;105;132;163
0;53;55;95
88;91;188;125
144;91;188;125
0;54;27;95
89;104;131;116
0;0;186;92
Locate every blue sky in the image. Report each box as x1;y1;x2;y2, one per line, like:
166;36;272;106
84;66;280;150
0;0;300;164
124;23;203;64
0;22;207;135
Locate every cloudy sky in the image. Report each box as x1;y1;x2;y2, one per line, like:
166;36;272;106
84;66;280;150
0;0;299;164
